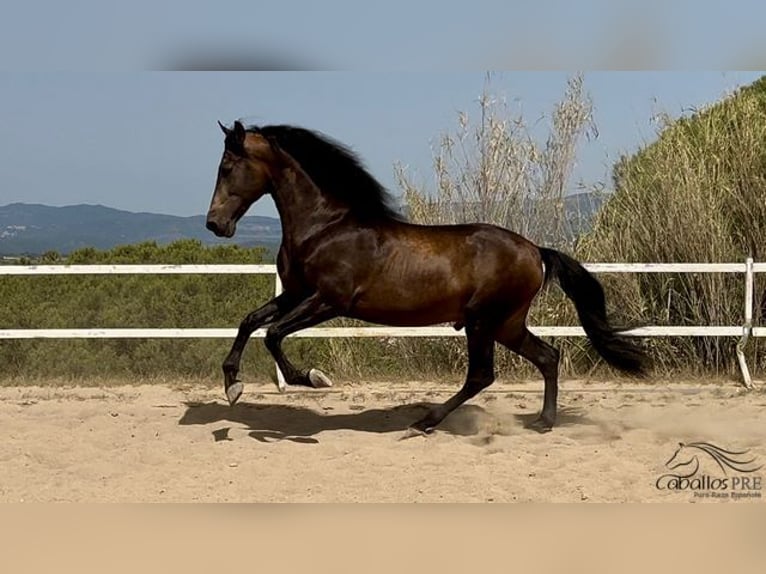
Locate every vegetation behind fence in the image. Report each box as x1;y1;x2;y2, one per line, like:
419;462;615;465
2;74;765;382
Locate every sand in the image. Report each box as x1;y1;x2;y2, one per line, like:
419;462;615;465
1;378;764;502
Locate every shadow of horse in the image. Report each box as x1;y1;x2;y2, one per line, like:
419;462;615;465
179;400;597;444
178;401;492;443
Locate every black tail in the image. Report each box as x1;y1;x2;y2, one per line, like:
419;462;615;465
539;247;650;376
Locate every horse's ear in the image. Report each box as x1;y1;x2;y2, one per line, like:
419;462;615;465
233;121;246;143
221;121;246;154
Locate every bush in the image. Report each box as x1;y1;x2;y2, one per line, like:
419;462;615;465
577;76;766;375
0;240;280;381
5;75;764;383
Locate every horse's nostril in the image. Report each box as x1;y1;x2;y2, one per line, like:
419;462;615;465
206;220;220;234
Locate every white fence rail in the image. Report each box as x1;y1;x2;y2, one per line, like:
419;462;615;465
0;260;762;388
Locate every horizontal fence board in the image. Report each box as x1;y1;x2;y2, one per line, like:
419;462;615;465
0;325;746;339
0;262;761;275
0;264;276;275
582;263;747;273
0;263;758;342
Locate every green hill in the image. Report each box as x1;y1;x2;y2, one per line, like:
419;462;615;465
575;74;766;374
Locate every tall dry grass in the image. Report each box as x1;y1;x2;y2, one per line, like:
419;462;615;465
322;73;601;381
397;73;598;250
333;74;766;381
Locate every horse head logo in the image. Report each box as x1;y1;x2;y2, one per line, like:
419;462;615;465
665;442;762;478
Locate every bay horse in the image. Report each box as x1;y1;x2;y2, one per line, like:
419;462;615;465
206;120;649;434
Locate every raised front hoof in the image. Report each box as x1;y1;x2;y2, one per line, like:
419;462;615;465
225;382;244;406
308;368;333;388
527;415;554;434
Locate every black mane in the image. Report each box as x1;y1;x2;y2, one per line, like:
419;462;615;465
248;124;405;223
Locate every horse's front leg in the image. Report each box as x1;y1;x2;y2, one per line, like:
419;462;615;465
263;293;337;390
223;292;297;405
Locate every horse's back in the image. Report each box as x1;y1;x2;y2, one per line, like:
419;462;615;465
394;220;543;276
330;219;545;326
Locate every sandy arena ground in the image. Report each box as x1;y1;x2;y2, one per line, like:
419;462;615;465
1;378;764;502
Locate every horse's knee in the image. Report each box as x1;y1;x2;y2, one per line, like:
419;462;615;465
240;310;267;333
264;326;281;352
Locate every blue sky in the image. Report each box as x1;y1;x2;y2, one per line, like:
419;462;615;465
1;72;763;218
3;1;766;70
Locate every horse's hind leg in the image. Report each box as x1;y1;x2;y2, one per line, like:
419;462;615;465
409;316;495;434
496;317;560;432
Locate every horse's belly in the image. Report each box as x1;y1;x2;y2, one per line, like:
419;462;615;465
339;252;472;326
349;308;459;327
348;292;463;327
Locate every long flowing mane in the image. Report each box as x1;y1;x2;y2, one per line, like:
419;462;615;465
248;124;405;223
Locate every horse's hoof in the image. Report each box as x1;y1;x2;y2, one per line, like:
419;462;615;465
277;376;287;394
308;368;333;388
527;416;554;434
399;427;430;441
225;382;244;406
400;422;437;440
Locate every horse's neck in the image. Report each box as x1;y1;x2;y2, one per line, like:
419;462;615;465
271;166;347;250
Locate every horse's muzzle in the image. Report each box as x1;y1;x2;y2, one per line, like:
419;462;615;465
206;218;234;238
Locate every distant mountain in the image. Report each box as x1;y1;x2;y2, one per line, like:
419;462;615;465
0;203;282;256
0;192;606;257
